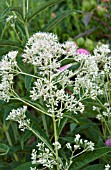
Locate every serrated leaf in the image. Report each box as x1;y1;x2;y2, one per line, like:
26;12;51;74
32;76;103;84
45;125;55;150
42;9;82;32
0;143;9;155
27;0;64;22
69;147;111;170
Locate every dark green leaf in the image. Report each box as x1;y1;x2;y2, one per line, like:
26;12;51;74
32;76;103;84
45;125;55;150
57;117;67;136
25;75;32;91
30;124;54;153
21;130;33;149
64;112;79;123
0;7;11;20
0;40;23;49
27;0;64;22
13;162;37;170
0;143;9;155
82;164;104;170
11;7;23;19
70;147;111;170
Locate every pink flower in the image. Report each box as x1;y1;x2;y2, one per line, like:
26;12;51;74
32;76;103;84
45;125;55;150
103;0;109;2
77;48;90;55
59;64;72;72
105;138;111;147
52;13;56;18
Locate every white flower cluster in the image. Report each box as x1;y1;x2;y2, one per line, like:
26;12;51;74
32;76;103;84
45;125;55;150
6;15;17;23
22;32;84;118
30;168;37;170
0;51;18;102
104;164;110;170
96;103;111;121
66;134;94;152
6;106;30;131
31;142;57;169
63;134;94;170
74;44;111;100
22;33;77;68
74;134;94;151
53;141;61;150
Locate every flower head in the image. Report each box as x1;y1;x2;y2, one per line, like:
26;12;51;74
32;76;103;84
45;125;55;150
77;48;90;55
6;106;30;131
105;138;111;147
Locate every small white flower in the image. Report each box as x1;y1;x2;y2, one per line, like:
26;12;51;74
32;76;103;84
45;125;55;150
74;144;80;150
53;141;61;150
30;167;37;170
96;114;102;120
66;143;72;150
75;134;81;143
104;164;110;170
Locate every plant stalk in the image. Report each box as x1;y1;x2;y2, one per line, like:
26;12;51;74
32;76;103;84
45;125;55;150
52;115;59;170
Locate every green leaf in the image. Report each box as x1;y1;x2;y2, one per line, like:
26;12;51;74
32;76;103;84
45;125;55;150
0;7;11;20
0;40;23;49
0;143;9;155
11;7;23;19
30;124;54;153
64;112;79;123
42;9;82;32
70;147;111;170
21;130;33;149
0;7;23;20
27;0;64;22
25;75;32;91
13;162;37;170
82;164;104;170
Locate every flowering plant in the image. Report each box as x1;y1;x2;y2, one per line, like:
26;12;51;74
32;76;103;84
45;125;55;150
0;1;111;170
0;31;111;169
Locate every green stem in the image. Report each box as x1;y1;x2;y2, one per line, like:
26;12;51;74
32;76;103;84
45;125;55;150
23;0;26;20
42;115;49;137
26;0;29;14
18;71;43;80
52;115;59;170
24;23;29;39
1;23;7;39
12;95;52;117
23;0;29;39
4;128;19;162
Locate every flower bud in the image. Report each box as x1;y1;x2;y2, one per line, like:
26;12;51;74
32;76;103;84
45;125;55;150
90;0;97;9
76;37;85;47
82;1;92;11
105;138;111;147
97;6;106;17
77;48;90;55
85;38;94;51
59;64;72;72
